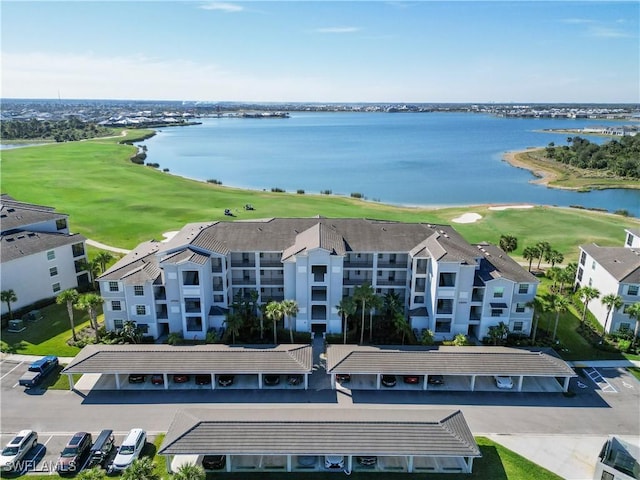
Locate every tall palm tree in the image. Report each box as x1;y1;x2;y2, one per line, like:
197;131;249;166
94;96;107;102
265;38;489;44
56;288;79;341
549;294;570;341
265;301;284;344
499;235;518;253
557;267;575;294
94;251;114;273
336;297;357;344
173;462;206;480
535;241;551;270
544;249;564;268
393;312;411;345
522;246;538;272
626;302;640;347
601;294;623;341
282;299;299;343
526;297;543;343
578;286;601;325
353;283;374;345
1;289;18;320
121;457;159;480
368;294;383;343
224;312;242;344
74;293;104;343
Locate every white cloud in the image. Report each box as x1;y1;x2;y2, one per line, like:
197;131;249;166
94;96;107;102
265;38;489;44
199;2;244;12
314;27;361;34
588;26;634;38
560;18;595;24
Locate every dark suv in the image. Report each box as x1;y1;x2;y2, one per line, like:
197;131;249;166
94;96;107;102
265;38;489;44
56;432;92;474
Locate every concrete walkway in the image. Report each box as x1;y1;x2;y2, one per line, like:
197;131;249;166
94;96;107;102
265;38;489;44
85;239;130;254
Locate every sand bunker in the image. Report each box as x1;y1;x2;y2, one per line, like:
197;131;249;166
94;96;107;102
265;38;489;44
452;212;482;224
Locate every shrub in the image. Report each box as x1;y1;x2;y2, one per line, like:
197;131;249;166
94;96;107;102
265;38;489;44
167;332;183;345
162;168;169;172
350;192;363;199
614;209;630;217
453;333;472;346
206;179;222;185
145;162;160;168
618;339;632;353
296;189;305;194
205;330;218;344
271;187;285;193
420;329;435;346
321;189;332;195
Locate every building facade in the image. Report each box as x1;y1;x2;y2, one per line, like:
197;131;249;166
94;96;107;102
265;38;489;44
0;195;89;315
575;228;640;334
98;218;538;341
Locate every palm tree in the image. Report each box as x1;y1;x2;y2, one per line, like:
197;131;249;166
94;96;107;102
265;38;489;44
499;235;518;253
526;297;543;343
74;293;104;343
545;249;564;268
626;302;640;347
224;312;242;344
282;299;299;343
549;294;570;341
336;297;357;344
522;246;538;272
368;294;383;343
77;466;107;480
265;301;284;344
353;283;374;344
578;286;601;325
557;267;575;294
535;241;551;270
601;294;623;341
94;251;114;273
1;289;18;320
173;462;206;480
56;288;79;341
77;258;101;290
121;457;159;480
392;312;411;345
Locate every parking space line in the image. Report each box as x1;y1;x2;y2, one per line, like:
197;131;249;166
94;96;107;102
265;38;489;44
585;368;617;393
0;361;23;380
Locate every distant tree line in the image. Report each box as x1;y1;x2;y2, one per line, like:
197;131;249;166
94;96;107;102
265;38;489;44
1;118;114;142
544;135;640;178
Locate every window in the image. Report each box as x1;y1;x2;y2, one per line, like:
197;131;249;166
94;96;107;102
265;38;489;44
439;272;456;287
112;301;122;311
618;323;631;332
491;309;502;317
592;261;596;270
114;319;124;330
49;266;58;277
183;271;200;286
577;267;583;282
137;324;149;334
436;298;453;314
601;471;614;480
135;305;146;315
52;282;61;293
512;321;524;332
518;284;528;294
134;285;144;296
515;303;526;313
47;250;55;261
109;281;119;292
628;285;639;296
185;298;201;313
435;319;451;333
627;234;634;247
493;287;504;298
72;243;85;257
186;317;203;332
580;251;586;265
56;218;67;230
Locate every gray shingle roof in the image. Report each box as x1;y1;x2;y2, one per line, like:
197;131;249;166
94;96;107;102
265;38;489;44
161;247;210;265
62;344;313;374
326;345;576;377
1;231;86;262
159;407;480;457
0;194;66;233
99;241;160;280
475;243;539;283
581;244;640;283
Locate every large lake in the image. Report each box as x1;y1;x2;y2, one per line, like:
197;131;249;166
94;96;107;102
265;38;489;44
140;112;639;216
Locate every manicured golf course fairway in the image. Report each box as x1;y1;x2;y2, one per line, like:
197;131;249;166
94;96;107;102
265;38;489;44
1;130;638;258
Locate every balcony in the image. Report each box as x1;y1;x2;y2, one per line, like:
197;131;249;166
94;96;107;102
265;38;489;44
260;277;284;285
377;277;407;286
212;280;224;292
343;260;374;269
231;276;257;285
343;277;373;286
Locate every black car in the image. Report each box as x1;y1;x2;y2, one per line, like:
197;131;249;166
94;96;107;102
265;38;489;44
128;374;146;384
202;454;226;470
335;374;351;383
428;375;444;385
356;456;377;466
263;375;280;386
195;374;212;385
381;375;397;387
287;374;303;386
217;375;234;387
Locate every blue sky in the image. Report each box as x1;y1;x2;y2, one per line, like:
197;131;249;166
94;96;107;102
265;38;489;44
1;1;638;103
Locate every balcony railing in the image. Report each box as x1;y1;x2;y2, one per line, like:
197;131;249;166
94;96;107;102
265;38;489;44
343;278;373;286
230;259;256;268
259;259;282;268
343;260;374;268
260;277;284;285
377;279;407;286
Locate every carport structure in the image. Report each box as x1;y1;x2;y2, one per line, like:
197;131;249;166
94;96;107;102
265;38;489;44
61;343;312;390
159;406;481;474
327;345;577;392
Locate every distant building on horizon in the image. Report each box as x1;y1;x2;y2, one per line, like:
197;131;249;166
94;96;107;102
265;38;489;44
98;217;538;342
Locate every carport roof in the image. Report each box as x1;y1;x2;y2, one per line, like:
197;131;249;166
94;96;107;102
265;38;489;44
62;344;312;374
327;345;576;377
159;407;481;457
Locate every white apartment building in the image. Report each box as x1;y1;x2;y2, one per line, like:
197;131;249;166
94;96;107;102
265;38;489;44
98;218;538;341
575;228;640;334
0;195;89;315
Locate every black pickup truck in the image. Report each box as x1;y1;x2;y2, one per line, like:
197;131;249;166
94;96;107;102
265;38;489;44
18;356;59;387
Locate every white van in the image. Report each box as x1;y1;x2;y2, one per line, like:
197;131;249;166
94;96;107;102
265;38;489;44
110;428;146;472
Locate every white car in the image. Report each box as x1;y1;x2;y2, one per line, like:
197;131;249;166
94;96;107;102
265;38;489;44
0;430;38;472
494;376;514;389
110;428;146;472
324;455;345;469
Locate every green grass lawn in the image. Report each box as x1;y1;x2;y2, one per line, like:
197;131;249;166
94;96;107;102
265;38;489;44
1;132;637;253
0;303;94;357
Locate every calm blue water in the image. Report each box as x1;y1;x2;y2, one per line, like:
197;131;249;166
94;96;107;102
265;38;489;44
141;112;639;216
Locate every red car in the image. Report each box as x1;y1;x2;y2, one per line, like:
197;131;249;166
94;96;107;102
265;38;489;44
403;375;420;384
151;374;164;385
172;374;190;383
